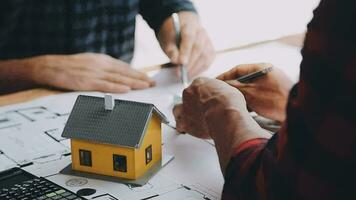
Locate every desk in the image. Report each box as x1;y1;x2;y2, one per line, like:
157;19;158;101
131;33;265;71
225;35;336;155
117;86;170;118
0;34;304;106
0;35;303;200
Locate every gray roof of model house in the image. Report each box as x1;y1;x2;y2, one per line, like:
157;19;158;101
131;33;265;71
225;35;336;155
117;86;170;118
61;95;168;148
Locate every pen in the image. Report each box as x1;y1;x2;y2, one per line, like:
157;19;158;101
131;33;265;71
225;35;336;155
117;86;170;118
172;13;189;87
236;66;273;83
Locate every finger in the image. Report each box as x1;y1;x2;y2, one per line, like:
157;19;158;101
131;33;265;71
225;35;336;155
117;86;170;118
191;77;209;86
182;77;209;102
188;54;206;78
225;80;247;88
180;116;210;139
215;65;253;81
76;54;153;86
173;104;183;118
99;73;151;90
88;79;131;93
225;80;254;102
173;105;187;133
188;45;215;77
187;30;205;71
178;27;196;65
164;43;180;64
225;80;253;98
175;116;191;134
104;58;150;81
216;63;272;80
105;59;156;86
175;118;186;133
182;85;196;104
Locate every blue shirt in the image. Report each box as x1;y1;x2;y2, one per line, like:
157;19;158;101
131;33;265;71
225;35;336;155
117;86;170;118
0;0;195;62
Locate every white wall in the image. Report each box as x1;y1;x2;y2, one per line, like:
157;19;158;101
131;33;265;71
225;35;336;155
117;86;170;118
132;0;320;68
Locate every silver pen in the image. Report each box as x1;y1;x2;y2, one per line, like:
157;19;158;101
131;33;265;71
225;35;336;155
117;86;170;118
172;13;189;87
236;66;273;83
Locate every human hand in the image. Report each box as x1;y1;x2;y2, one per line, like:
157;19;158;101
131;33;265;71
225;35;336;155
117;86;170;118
158;11;215;78
173;78;248;138
26;53;155;93
217;63;293;122
173;78;270;172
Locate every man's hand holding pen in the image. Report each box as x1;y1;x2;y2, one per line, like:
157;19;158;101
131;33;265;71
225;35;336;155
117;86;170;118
217;63;293;122
158;11;215;79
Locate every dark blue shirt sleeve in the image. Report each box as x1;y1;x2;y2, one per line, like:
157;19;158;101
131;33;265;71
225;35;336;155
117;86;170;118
139;0;197;33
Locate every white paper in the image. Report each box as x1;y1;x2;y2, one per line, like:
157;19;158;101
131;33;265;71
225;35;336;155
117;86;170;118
47;167;218;200
0;154;17;172
0;42;302;199
0;125;70;165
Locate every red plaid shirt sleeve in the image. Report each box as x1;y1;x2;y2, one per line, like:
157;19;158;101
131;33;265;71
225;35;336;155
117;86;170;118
222;0;356;199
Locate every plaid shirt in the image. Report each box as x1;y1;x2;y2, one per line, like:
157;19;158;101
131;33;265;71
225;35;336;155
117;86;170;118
222;0;356;199
0;0;195;62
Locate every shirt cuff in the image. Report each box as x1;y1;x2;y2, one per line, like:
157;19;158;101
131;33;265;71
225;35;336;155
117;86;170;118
153;2;197;33
224;138;268;180
232;138;268;157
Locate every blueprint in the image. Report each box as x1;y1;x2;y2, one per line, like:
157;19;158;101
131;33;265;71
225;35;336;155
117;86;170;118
0;93;222;199
0;84;225;198
0;43;302;199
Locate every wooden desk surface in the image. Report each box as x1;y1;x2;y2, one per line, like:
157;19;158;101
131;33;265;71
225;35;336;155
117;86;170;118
0;88;61;106
0;33;304;107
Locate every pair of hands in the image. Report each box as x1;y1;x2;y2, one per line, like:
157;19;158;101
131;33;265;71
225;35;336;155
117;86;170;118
173;63;293;172
22;12;214;93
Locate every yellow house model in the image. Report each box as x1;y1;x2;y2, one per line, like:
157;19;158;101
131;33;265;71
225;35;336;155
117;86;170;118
61;95;168;180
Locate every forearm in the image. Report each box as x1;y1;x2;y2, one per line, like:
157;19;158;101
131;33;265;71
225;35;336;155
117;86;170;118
0;58;37;94
209;109;271;175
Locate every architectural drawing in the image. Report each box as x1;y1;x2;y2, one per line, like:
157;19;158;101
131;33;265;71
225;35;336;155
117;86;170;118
0;94;222;199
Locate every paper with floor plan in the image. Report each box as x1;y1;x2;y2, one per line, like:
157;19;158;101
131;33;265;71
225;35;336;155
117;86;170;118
0;43;301;199
0;94;222;200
